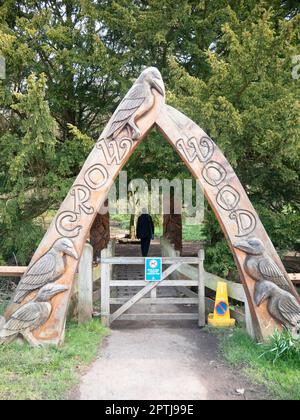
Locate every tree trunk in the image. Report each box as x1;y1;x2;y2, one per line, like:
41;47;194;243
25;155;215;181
90;200;110;261
129;214;136;240
163;193;182;254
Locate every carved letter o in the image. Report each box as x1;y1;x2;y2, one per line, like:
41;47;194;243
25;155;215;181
84;164;108;191
216;185;240;212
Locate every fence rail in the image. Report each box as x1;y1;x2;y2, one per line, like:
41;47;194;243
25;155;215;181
0;267;27;277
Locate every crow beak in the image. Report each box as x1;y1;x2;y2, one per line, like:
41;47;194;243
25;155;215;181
254;290;266;307
49;285;69;298
234;241;252;254
152;78;165;97
66;247;79;260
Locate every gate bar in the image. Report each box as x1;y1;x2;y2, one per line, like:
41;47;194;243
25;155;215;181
101;257;199;265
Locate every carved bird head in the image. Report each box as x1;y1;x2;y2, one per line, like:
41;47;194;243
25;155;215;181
53;238;79;260
254;281;277;306
234;238;265;256
139;67;165;97
35;284;69;302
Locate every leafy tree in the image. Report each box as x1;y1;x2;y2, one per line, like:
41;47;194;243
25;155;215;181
0;74;57;263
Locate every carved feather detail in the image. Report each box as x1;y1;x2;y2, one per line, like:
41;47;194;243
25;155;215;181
14;254;57;303
0;284;68;346
105;67;165;140
13;238;78;304
258;258;289;290
278;296;300;326
106;86;146;139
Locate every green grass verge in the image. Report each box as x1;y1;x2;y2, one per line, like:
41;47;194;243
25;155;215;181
219;328;300;400
0;320;109;400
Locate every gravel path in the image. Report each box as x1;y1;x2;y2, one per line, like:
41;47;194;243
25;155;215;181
74;325;266;400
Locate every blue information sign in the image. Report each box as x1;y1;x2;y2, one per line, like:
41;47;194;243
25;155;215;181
145;258;162;282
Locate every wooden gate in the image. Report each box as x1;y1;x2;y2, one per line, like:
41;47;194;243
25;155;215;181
100;250;205;327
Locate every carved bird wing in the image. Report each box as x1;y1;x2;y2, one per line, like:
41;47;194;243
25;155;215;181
278;295;300;327
1;303;41;336
258;257;290;290
106;83;146;139
14;252;57;303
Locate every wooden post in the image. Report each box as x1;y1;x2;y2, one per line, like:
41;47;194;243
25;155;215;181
78;242;94;324
163;192;183;254
101;248;111;327
108;240;116;279
108;240;116;299
245;301;255;339
198;249;206;327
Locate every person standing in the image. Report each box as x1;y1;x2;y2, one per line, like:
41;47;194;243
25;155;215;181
136;209;155;257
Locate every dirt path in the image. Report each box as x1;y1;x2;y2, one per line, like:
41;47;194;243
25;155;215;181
74;325;266;401
74;242;266;401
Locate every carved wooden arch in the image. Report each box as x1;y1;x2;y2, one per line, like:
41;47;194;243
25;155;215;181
6;69;298;345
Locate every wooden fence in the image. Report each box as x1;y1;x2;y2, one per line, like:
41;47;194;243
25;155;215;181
160;237;255;337
100;245;206;327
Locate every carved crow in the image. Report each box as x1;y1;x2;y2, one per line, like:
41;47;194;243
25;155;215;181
0;284;68;347
234;238;290;292
254;280;300;335
105;67;165;140
13;238;78;304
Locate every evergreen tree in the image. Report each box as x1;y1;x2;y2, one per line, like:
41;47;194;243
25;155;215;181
0;0;299;274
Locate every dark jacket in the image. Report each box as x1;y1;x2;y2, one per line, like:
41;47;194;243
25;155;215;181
136;214;154;239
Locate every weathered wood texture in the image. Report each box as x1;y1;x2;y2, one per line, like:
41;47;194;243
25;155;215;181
101;257;199;265
90;200;110;261
163;192;182;253
77;242;93;324
100;248;111;327
0;267;27;277
110;280;199;287
289;273;300;284
198;250;205;328
156;106;298;341
110;298;199;305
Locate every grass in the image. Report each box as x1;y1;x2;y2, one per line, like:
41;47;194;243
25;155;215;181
153;224;206;242
183;224;206;242
218;327;300;400
0;320;109;400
